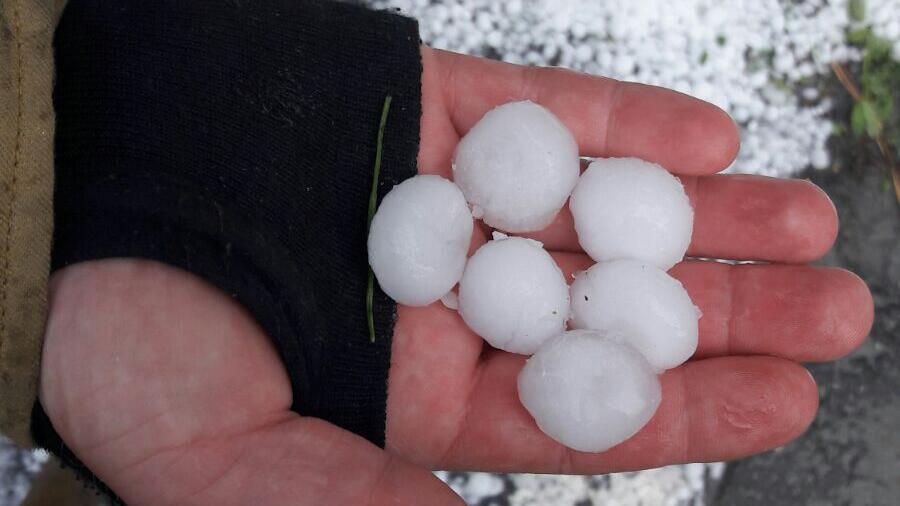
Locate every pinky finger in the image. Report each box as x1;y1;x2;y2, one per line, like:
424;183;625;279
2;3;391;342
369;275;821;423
436;355;818;475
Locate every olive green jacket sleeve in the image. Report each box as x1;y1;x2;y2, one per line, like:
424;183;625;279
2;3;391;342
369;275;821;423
0;0;65;448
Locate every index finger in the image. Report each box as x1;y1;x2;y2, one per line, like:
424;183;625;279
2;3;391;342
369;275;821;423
433;48;740;176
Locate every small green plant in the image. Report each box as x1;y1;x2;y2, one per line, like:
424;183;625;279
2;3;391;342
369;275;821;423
367;95;393;343
847;30;897;139
838;0;900;202
849;0;866;25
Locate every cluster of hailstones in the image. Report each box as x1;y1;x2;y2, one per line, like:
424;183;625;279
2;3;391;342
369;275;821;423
368;101;698;453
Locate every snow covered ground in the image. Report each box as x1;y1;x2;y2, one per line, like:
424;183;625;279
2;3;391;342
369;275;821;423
437;463;725;506
0;439;45;506
375;0;899;178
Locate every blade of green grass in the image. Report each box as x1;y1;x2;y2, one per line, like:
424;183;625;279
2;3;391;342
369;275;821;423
367;95;393;343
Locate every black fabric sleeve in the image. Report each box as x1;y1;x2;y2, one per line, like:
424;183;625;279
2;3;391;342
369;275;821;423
32;0;421;497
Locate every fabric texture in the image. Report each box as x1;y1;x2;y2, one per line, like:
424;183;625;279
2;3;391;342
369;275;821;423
32;3;421;500
0;0;65;448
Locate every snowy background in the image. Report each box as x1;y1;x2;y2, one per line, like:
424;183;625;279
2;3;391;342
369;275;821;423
376;0;898;179
3;0;899;504
0;439;45;506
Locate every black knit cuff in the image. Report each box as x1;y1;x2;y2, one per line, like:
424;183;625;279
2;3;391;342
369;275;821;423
34;0;421;492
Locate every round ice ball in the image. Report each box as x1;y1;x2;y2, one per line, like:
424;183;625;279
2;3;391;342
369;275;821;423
367;175;474;306
518;329;662;453
452;100;580;233
570;260;700;371
570;158;693;270
458;235;569;354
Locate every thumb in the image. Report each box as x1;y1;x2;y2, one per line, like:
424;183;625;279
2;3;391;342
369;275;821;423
101;413;464;505
38;259;461;505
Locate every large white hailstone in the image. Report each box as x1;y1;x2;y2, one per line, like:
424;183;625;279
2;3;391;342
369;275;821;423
569;260;700;371
458;234;568;354
570;158;693;270
367;175;473;306
518;329;662;453
452;100;580;233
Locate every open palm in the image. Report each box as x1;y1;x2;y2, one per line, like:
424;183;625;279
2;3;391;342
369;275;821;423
39;48;873;505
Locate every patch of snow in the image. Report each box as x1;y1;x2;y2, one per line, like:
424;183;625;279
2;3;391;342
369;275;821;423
0;438;47;506
374;0;898;178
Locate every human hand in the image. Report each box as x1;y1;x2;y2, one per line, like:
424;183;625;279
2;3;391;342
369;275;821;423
39;47;873;505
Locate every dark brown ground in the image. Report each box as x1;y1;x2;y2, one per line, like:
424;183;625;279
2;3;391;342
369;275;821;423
712;86;900;505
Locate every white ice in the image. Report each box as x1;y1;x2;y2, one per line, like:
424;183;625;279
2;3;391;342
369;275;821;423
367;175;473;306
458;236;569;354
569;260;700;371
570;158;693;270
452;100;580;233
518;329;662;453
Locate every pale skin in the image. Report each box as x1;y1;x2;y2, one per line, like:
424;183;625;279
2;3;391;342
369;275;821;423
39;47;874;505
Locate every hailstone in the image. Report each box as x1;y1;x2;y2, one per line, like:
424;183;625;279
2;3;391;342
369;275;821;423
452;100;580;233
569;260;700;371
518;329;662;453
458;235;568;354
367;175;473;306
569;158;693;270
